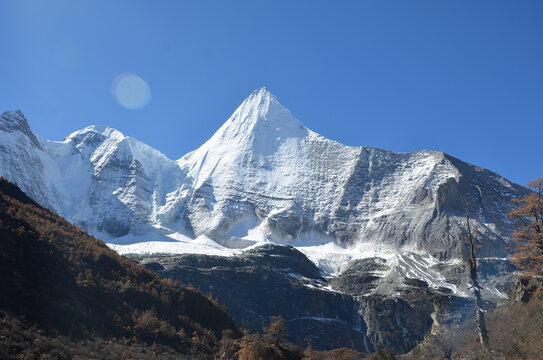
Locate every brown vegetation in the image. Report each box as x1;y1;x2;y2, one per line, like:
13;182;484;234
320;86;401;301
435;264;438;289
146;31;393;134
0;310;195;360
407;290;543;360
0;177;240;359
227;316;375;360
508;177;543;276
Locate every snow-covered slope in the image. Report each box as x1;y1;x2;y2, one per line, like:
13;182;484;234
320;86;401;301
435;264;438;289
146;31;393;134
0;111;187;238
0;89;528;285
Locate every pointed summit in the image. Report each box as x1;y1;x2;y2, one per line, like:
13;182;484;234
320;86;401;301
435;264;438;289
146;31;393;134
178;88;310;181
1;110;27;125
0;110;42;149
252;86;272;96
246;86;277;104
213;87;308;146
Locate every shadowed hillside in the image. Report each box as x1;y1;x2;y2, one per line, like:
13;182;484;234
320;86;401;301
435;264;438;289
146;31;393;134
0;177;241;359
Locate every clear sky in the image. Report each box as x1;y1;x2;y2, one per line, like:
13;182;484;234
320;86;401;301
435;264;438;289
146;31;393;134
1;1;541;186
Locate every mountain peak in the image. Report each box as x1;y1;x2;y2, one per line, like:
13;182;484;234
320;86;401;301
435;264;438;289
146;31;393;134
249;86;274;99
213;88;308;145
85;125;111;133
64;125;126;143
1;109;26;124
243;86;279;111
177;88;310;180
78;125;124;137
0;110;42;149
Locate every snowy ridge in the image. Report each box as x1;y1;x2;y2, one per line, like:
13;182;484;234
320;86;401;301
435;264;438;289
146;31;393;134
0;89;528;297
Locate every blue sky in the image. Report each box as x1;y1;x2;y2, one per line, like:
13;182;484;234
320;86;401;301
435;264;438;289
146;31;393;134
1;0;541;186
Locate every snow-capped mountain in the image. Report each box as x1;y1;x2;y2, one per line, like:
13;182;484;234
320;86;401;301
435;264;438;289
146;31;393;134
1;90;530;353
0;88;527;279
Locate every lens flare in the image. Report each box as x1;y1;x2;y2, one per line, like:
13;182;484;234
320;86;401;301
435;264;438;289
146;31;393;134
111;73;151;109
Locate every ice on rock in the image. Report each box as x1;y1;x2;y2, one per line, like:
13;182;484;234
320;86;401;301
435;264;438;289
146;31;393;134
0;90;530;294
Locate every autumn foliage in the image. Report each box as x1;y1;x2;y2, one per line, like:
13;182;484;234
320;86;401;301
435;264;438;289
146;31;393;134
0;177;240;359
508;177;543;276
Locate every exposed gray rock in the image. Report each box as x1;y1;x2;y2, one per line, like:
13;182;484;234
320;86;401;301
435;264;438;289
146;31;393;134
131;245;371;352
130;245;507;354
509;277;543;304
0;89;529;353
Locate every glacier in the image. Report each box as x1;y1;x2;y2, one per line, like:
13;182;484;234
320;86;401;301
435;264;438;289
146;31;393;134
0;88;528;293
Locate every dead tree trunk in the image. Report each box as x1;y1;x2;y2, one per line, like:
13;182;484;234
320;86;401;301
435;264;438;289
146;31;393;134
466;203;490;352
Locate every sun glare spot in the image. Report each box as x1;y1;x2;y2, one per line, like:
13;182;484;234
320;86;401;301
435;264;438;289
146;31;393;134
111;73;151;109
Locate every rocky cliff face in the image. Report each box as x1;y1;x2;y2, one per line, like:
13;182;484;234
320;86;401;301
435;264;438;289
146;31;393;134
0;88;529;352
132;245;503;354
509;277;543;304
132;246;370;352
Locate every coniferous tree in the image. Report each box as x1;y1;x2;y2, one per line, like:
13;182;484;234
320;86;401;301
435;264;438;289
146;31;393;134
508;178;543;276
265;316;287;347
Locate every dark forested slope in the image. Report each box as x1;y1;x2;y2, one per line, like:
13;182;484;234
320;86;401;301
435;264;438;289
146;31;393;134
0;177;240;359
